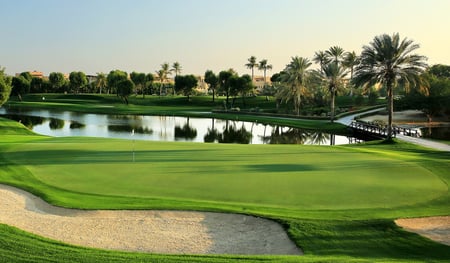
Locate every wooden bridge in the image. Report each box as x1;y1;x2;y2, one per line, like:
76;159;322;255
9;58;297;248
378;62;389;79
349;121;421;139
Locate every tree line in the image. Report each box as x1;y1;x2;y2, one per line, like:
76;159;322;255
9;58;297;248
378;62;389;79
2;33;449;140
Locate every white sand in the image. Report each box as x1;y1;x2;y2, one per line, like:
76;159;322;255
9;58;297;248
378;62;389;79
0;184;302;255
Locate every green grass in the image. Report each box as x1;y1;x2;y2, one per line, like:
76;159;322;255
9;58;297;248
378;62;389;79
2;136;448;219
0;112;449;262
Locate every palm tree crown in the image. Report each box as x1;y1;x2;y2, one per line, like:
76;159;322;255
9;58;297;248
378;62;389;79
315;62;348;122
326;46;346;65
313;51;331;72
245;56;257;80
352;33;428;139
258;59;273;88
278;56;312;115
171;62;182;77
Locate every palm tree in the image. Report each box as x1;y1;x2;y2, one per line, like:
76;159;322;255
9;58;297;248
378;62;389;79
278;56;312;115
342;51;359;96
95;72;107;94
258;59;272;90
156;63;171;96
313;51;330;72
171;62;182;95
171;62;182;77
245;56;257;81
314;62;348;122
326;46;346;64
353;33;427;140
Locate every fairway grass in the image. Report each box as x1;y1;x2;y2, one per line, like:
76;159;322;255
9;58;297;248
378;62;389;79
3;137;447;216
0;117;449;262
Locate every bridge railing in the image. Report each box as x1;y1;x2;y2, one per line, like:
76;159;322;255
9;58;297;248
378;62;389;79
350;121;421;138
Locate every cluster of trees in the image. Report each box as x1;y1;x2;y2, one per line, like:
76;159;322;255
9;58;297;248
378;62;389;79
3;33;443;140
203;69;253;108
398;64;450;122
7;61;185;101
0;67;12;107
254;33;428;139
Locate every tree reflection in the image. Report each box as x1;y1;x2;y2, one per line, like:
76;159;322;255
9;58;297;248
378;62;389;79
309;131;330;145
108;125;153;134
70;121;85;129
261;126;310;144
219;122;252;144
204;128;220;142
1;114;44;129
49;118;65;130
174;123;197;140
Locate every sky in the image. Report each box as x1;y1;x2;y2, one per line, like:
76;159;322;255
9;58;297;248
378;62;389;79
1;0;449;77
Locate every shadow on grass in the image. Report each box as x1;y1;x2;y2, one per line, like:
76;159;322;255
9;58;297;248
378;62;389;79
246;164;319;172
5;149;220;165
287;218;450;261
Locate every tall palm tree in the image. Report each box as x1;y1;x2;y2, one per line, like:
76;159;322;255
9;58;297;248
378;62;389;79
258;59;272;89
314;62;348;122
156;63;171;96
95;72;107;94
342;51;359;96
171;62;182;77
245;56;258;81
171;62;182;95
245;56;257;81
278;56;312;115
313;51;330;72
353;33;428;140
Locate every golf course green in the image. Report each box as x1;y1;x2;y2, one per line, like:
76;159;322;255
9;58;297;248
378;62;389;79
0;96;449;262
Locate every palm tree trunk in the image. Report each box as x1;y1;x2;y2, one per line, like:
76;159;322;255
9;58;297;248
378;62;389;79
263;69;267;90
387;83;394;140
330;89;335;123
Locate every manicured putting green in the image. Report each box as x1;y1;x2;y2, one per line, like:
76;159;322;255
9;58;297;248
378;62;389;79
6;136;446;211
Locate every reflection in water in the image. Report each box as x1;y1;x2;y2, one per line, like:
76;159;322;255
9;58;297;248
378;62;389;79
108;125;153;134
1;114;44;129
70;121;85;129
220;122;252;144
174;120;197;140
420;126;450;140
49;118;64;130
203;120;252;144
204;128;220;143
262;126;309;144
0;107;362;145
310;131;330;145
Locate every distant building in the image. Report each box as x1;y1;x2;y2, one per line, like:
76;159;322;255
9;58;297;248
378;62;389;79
253;75;272;92
30;71;44;78
194;75;208;94
15;70;44;78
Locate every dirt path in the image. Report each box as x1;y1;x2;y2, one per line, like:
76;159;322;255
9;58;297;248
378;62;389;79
0;184;301;255
395;217;450;246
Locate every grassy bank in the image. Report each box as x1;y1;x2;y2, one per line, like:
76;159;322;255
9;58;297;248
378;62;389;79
0;115;449;262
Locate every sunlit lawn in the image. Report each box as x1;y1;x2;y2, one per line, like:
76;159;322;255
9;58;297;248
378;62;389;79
0;116;449;262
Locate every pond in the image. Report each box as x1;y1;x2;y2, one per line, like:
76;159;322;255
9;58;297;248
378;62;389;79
0;108;360;145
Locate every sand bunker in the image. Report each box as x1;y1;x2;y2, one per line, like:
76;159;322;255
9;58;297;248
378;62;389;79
395;216;450;246
0;184;301;255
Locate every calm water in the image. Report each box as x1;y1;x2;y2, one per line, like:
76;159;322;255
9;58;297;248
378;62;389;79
0;108;359;145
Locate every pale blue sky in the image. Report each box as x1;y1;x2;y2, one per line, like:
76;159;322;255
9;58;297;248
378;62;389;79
1;0;449;76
